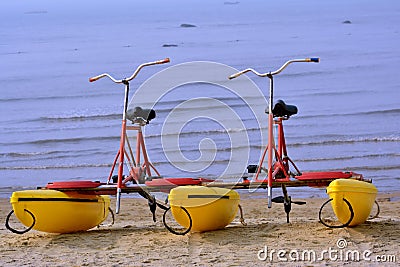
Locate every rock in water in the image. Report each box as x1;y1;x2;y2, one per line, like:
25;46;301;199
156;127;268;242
162;44;178;47
180;23;197;28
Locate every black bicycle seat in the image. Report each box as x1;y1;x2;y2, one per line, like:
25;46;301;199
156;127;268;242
127;106;156;124
269;100;298;118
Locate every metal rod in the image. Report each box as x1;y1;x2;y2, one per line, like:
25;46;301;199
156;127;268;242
89;58;170;83
107;151;119;184
116;82;129;214
228;58;319;80
125;135;136;167
267;75;274;208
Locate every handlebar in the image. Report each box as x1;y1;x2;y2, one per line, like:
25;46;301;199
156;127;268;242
89;58;170;83
228;58;319;80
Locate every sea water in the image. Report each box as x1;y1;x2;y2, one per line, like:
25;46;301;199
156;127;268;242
0;0;399;198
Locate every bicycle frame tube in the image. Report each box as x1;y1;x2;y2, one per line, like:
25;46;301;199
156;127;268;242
267;74;274;207
115;81;129;213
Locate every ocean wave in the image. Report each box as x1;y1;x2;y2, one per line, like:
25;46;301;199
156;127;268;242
340;165;400;171
132;96;266;114
296;152;400;163
20;106;399;127
290;135;400;147
149;143;262;154
1;151;60;158
3;136;120;146
152;159;231;166
38;113;121;122
1;126;263;147
0;92;116;103
295;89;367;98
140;95;264;107
0;163;111;170
300;108;400;120
0;149;111;164
32;97;264;123
146;126;256;138
360;108;400;116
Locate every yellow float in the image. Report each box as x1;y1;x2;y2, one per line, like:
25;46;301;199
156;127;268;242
326;179;377;226
168;186;240;232
7;189;110;234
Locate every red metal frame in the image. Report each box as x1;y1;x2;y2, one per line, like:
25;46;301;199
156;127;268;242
106;124;161;185
254;117;301;182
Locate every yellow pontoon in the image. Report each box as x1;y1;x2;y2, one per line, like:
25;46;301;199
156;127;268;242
168;186;240;232
8;189;110;234
326;179;377;227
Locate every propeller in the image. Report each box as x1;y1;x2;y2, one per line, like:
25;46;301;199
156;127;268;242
272;196;306;223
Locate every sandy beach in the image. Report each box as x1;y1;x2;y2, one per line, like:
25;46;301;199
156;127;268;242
1;192;399;267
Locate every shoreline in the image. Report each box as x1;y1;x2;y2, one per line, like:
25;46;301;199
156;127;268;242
1;193;399;266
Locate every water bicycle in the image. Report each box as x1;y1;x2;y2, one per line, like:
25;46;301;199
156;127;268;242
5;57;378;234
228;58;377;226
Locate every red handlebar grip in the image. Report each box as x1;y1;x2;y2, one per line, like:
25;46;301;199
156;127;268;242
161;58;170;64
89;77;97;82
